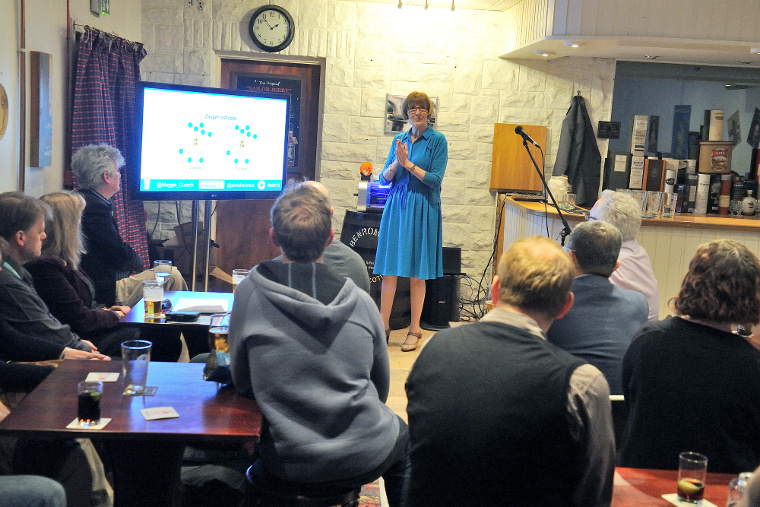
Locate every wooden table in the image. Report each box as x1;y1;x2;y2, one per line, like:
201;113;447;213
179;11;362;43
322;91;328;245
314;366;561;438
120;290;233;327
613;467;736;505
120;290;235;357
0;360;261;506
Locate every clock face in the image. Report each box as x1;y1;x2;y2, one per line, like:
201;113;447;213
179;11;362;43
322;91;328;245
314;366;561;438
249;6;294;53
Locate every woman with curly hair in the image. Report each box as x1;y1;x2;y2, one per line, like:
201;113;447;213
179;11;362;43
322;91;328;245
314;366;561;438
620;239;760;473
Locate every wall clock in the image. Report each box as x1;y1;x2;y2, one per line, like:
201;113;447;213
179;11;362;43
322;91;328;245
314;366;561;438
248;5;295;53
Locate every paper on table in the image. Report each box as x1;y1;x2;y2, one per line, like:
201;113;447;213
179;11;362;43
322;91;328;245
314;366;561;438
141;407;179;420
173;298;228;313
662;493;718;507
85;372;119;382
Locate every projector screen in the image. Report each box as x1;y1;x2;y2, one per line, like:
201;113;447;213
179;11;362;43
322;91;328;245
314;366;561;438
130;81;290;201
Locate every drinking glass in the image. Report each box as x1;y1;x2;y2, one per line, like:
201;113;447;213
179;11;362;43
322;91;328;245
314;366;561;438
644;191;663;218
77;381;102;426
208;313;230;353
153;259;172;286
677;451;708;504
142;280;164;318
631;190;647;216
662;192;677;218
121;340;152;395
232;269;250;294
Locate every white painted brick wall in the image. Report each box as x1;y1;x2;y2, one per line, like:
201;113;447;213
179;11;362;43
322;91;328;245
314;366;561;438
140;0;615;280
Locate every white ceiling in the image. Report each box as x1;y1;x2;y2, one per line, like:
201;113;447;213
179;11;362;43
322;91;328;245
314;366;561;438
360;0;760;68
361;0;514;10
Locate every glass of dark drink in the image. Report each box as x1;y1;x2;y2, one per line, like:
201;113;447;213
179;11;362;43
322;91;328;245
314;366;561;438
677;451;708;503
77;381;103;427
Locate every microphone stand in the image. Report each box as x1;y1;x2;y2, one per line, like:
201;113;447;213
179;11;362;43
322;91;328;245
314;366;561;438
520;139;573;246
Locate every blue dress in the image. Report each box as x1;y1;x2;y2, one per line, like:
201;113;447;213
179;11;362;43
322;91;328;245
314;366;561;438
373;127;447;280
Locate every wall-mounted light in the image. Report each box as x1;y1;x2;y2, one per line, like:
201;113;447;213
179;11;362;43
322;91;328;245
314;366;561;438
424;0;429;9
536;50;555;57
451;0;455;11
397;0;402;8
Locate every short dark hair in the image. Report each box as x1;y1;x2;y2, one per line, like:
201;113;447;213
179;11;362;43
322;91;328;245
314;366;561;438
270;182;332;263
401;91;434;121
568;220;622;277
0;192;51;242
498;236;574;320
674;239;760;326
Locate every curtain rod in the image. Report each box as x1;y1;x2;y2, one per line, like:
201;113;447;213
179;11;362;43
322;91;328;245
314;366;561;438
71;21;140;47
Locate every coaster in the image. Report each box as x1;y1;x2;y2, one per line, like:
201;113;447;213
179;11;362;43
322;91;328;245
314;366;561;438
66;418;112;430
122;386;157;396
85;372;119;382
140;407;179;420
662;493;718;507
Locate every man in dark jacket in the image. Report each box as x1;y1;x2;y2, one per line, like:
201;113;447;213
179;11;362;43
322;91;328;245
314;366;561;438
406;236;615;506
71;144;186;307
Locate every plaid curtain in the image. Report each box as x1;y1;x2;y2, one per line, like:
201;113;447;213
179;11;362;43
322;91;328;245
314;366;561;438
69;28;149;269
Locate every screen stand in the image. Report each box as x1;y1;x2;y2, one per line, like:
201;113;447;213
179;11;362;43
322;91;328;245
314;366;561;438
203;199;212;291
190;200;213;292
191;201;200;291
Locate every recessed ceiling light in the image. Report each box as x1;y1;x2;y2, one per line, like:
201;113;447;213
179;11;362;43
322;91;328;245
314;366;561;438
564;41;580;48
739;60;752;65
751;48;760;55
644;55;659;60
536;50;555;57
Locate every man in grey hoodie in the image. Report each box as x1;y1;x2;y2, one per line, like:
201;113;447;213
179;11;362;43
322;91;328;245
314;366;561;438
228;182;410;505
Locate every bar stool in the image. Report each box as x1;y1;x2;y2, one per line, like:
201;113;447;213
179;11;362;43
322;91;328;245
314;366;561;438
245;465;361;507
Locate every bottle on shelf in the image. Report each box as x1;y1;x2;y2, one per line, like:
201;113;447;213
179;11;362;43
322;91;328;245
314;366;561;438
741;190;757;216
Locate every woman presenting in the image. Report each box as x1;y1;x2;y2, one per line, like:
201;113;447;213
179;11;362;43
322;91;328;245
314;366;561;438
374;91;447;351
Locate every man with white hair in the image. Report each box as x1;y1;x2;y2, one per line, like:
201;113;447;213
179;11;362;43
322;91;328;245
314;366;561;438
588;190;659;320
71;144;187;307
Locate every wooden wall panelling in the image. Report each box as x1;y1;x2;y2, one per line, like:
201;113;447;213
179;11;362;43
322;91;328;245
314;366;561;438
490;124;546;192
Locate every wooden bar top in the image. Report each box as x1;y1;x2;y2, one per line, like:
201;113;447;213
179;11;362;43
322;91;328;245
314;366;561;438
506;197;760;232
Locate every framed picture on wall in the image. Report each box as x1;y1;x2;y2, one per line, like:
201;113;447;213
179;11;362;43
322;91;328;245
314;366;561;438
385;94;437;134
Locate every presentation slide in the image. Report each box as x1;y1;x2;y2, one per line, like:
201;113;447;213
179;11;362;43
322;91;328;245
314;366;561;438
138;87;288;193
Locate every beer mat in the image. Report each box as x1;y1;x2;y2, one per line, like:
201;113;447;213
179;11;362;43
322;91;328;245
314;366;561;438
85;372;119;382
174;298;228;313
662;493;717;506
141;407;179;420
66;418;112;430
122;387;157;396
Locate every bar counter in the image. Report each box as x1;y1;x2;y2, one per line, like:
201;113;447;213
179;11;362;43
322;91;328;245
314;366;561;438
502;197;760;318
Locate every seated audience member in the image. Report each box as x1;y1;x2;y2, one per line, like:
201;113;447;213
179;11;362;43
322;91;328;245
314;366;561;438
0;193;96;352
620;239;760;473
274;181;370;294
229;183;410;505
589;190;659;320
0;472;67;507
406;236;615;506
71;144;186;307
25;192;139;357
547;220;648;394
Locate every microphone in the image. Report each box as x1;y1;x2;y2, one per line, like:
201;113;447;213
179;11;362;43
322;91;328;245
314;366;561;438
514;126;540;147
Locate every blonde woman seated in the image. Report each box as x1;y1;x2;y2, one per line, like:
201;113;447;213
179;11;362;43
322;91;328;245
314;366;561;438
24;191;141;357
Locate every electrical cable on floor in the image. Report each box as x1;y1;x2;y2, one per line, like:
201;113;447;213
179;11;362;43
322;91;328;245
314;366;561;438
458;196;506;321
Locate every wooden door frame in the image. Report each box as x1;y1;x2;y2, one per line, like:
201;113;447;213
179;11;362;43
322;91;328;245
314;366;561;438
213;52;326;180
